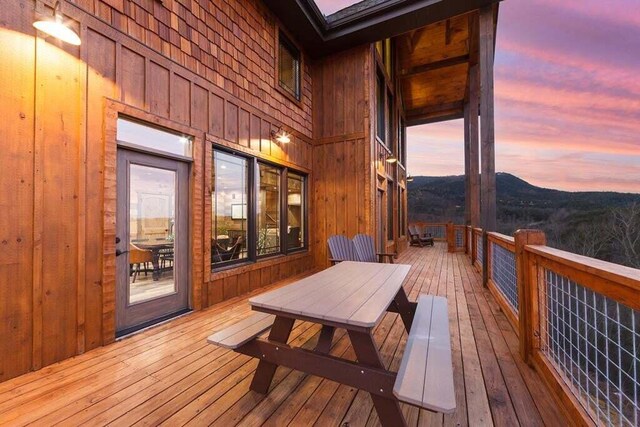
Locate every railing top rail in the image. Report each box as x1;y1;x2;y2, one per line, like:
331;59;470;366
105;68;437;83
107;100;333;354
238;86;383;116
487;232;515;246
526;244;640;291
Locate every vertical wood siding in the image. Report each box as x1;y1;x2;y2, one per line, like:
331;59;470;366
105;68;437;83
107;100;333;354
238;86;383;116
0;0;314;381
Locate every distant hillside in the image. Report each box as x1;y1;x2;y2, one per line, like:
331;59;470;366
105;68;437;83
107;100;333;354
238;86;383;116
408;173;640;266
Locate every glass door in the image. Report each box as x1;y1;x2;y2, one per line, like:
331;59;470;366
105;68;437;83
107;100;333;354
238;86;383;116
115;149;189;335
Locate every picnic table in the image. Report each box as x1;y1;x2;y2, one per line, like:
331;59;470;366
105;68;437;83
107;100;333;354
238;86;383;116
208;261;455;426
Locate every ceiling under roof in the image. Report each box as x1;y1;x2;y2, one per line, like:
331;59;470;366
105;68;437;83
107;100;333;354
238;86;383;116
262;0;498;57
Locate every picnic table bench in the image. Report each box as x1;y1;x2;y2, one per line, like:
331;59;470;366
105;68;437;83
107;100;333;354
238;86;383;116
207;261;455;426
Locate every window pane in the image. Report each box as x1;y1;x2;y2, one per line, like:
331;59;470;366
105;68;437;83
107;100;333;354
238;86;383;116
212;151;248;266
287;173;305;250
258;163;281;255
279;33;300;100
376;72;385;141
117;118;192;157
387;183;394;241
386;91;393;149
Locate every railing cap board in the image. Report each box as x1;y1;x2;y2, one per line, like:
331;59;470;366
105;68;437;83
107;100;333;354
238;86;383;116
525;245;640;291
487;231;515;245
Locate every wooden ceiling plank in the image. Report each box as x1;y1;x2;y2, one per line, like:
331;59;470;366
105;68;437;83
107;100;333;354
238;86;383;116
400;54;469;78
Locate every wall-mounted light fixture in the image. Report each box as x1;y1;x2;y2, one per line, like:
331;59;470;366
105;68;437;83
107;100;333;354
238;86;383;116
33;1;81;46
407;175;414;182
386;154;397;163
271;127;291;144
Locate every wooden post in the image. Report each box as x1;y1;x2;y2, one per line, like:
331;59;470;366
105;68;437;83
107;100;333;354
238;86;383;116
514;229;546;365
446;222;454;253
480;6;496;287
468;65;480;228
463;102;471;227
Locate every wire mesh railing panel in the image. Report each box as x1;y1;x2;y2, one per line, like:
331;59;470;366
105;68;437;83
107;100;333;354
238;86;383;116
475;235;483;268
455;228;464;248
425;225;446;239
490;242;518;312
540;270;640;426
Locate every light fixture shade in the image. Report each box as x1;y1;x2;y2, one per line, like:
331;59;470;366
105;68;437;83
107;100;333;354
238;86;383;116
407;175;414;182
33;1;81;46
386;155;397;163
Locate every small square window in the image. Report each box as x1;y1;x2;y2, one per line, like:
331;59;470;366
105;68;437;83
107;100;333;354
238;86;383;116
278;31;301;101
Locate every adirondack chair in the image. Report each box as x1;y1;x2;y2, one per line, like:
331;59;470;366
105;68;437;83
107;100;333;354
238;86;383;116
327;235;358;265
408;225;434;247
352;234;396;263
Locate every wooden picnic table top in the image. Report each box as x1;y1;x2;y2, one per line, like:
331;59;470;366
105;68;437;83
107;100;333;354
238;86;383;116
249;261;411;328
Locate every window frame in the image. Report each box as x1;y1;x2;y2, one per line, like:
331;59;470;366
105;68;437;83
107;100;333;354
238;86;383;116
211;149;255;269
211;146;308;271
275;28;303;105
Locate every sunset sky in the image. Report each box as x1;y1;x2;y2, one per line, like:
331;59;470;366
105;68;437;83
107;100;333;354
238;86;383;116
315;0;640;193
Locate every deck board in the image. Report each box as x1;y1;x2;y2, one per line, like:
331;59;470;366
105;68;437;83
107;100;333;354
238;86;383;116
0;243;567;426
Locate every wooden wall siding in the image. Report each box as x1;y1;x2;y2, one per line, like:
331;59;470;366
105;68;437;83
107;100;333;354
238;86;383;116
0;0;314;382
75;0;313;138
311;46;375;268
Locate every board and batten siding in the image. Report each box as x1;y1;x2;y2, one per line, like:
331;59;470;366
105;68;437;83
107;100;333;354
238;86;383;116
0;0;314;382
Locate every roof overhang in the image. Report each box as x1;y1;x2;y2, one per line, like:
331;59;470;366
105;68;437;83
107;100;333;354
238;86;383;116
263;0;499;57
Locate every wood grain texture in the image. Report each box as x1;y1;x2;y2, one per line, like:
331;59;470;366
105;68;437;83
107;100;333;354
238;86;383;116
0;245;567;426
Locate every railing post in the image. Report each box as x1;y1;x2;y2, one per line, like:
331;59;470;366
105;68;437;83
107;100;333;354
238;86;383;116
471;229;477;265
514;229;546;365
446;222;454;253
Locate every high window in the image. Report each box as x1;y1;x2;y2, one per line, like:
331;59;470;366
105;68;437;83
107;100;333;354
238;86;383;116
398;117;406;165
278;31;301;101
211;148;307;268
376;71;385;142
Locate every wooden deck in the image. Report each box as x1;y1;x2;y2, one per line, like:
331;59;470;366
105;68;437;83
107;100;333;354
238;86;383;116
0;243;567;426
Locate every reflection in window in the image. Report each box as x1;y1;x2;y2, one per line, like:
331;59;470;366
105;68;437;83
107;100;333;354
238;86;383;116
117;118;192;158
258;163;281;255
212;151;248;265
399;188;406;237
287;173;305;250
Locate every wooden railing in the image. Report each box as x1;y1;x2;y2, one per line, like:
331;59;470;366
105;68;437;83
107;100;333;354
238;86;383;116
442;224;640;425
411;222;447;240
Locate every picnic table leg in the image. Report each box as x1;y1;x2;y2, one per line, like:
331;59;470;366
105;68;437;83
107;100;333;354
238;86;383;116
348;330;407;427
392;287;416;331
314;325;335;354
250;315;294;394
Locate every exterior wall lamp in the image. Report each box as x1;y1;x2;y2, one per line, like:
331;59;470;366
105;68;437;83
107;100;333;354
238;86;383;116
33;1;81;46
271;127;291;144
386;155;397;163
407;175;414;182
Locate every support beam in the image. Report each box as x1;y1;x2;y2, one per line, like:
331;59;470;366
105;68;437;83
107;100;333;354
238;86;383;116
479;5;496;287
464;102;471;226
399;54;469;78
468;64;480;228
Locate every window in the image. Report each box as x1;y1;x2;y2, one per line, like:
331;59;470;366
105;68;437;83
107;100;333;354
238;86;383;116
387;182;394;241
376;71;385;142
257;163;281;256
211;148;307;268
287;173;305;250
117;117;192;158
212;151;249;265
386;91;394;149
398;117;406;165
278;31;301;101
399;188;406;237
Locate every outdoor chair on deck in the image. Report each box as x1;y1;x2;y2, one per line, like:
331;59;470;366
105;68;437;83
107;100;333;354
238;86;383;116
409;225;434;247
327;235;358;265
353;234;396;263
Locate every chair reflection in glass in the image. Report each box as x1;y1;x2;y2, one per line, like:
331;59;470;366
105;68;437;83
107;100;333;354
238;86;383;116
213;236;245;263
129;243;153;283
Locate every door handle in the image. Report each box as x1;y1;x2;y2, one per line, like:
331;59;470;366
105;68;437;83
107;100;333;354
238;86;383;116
116;249;128;257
